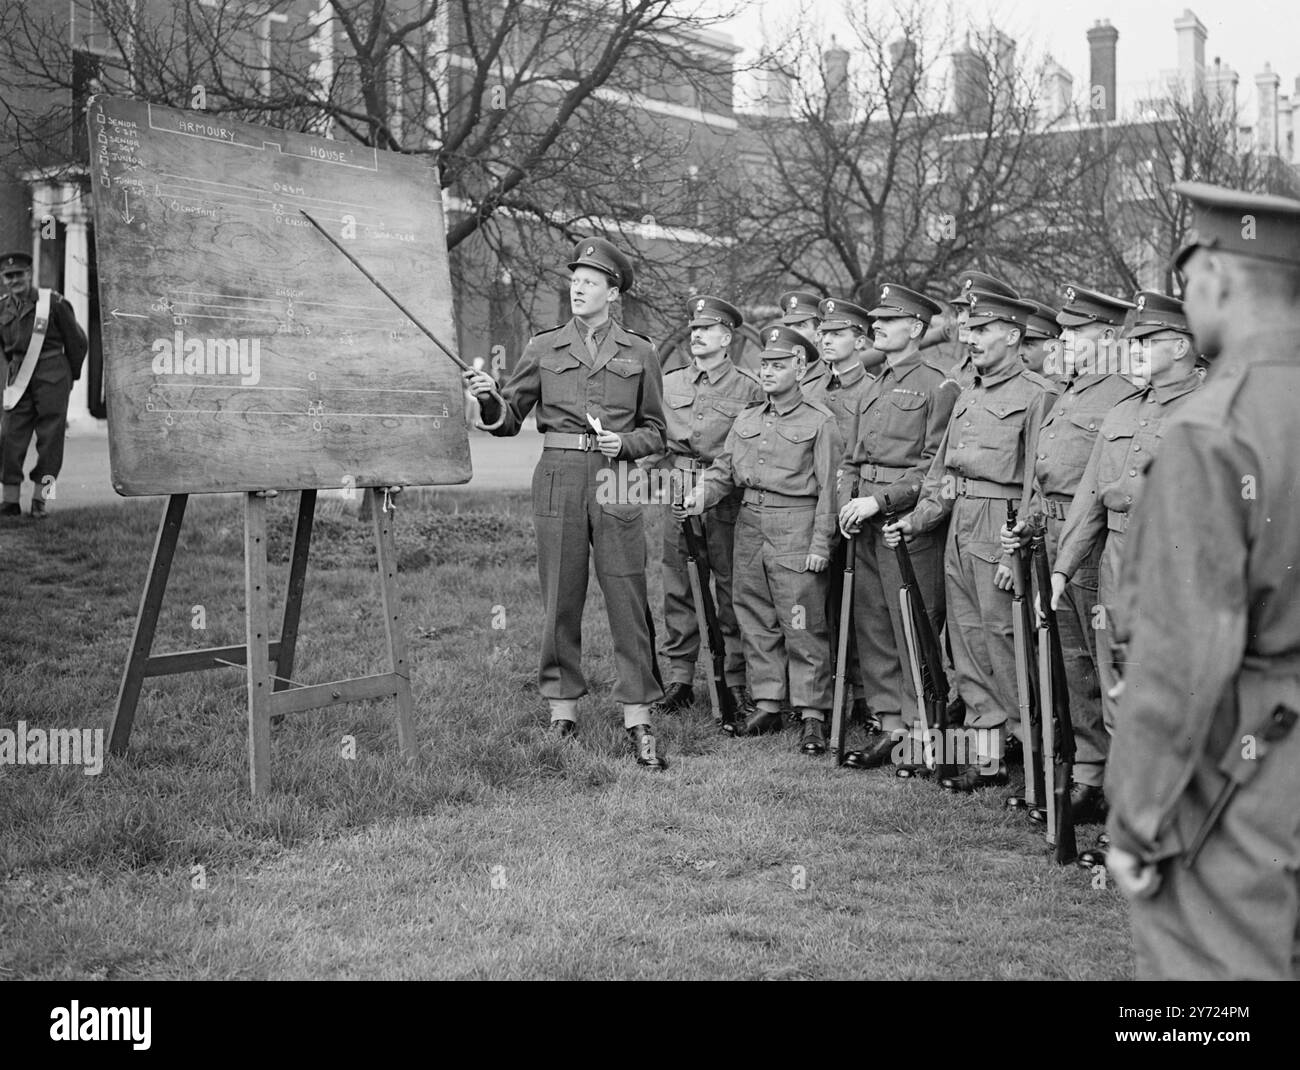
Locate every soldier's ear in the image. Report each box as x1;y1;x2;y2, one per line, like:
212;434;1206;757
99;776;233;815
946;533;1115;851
909;319;924;340
720;329;733;349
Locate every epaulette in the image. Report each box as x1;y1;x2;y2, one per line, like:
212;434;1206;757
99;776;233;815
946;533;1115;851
921;356;954;380
533;323;564;338
734;365;760;384
1022;369;1062;394
621;326;655;344
802;397;834;419
742;397;767;408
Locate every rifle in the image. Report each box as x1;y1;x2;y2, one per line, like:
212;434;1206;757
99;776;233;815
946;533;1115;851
889;514;956;778
1005;502;1045;815
1028;528;1078;865
829;531;855;764
681;513;737;727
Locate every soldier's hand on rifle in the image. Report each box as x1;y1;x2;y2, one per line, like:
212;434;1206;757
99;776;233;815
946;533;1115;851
462;368;496;398
881;516;912;547
999;518;1029;554
1050;571;1068;611
673;492;697;521
838;495;879;536
1106;845;1162;900
805;553;829;572
994;561;1015;591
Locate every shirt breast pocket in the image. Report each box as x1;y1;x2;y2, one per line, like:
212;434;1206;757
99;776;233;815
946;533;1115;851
540;352;583;405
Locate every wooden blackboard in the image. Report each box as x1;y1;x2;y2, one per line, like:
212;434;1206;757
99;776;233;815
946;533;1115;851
87;97;471;495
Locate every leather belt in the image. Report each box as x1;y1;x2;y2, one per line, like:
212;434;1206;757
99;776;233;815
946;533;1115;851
543;432;597;451
1041;496;1072;521
954;477;1021;500
669;454;706;471
858;463;909;482
1107;509;1130;533
742;488;817;508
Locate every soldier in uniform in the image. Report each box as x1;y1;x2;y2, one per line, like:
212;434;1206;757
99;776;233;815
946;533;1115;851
678;325;843;755
654;296;762;718
777;290;831;395
463;237;668;769
942;271;1020;389
0;251;88;518
837;284;960;772
810;296;885;727
1105;182;1300;979
1049;291;1204;860
1019;299;1061;378
883;290;1058;789
1002;285;1138;822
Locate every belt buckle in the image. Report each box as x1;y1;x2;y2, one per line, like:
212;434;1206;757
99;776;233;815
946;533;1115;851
582;433;595;452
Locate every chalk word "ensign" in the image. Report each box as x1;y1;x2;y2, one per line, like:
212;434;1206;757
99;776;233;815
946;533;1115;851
151;331;262;385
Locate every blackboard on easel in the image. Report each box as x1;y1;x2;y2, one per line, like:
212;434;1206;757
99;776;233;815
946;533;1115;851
87;98;467;792
90;97;469;494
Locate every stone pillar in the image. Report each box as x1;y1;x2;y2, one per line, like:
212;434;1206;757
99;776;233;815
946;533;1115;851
60;181;100;434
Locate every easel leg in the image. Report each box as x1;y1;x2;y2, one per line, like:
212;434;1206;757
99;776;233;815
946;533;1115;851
245;492;275;795
274;489;315;692
370;489;416;758
109;493;188;754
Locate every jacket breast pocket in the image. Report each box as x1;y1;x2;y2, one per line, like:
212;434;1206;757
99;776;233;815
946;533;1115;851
774;424;817;476
1097;427;1135;487
1059;411;1102;470
880;392;927;448
974;401;1027;482
602;355;642;418
540;352;583;405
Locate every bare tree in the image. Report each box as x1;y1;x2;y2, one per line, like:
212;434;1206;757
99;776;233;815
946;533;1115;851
0;0;745;325
735;1;1081;307
1060;85;1300;296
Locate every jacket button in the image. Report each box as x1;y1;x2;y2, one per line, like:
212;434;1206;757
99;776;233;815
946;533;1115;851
1125;495;1133;503
1134;444;1141;451
1129;469;1138;476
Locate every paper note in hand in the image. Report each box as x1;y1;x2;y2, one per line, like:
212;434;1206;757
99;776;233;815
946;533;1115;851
586;413;604;437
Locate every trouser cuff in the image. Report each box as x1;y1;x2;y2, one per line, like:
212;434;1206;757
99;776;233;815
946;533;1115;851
1073;761;1105;787
799;709;826;722
622;703;652;729
548;699;579;722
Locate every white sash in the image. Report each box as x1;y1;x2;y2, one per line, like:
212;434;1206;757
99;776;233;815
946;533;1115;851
3;288;52;411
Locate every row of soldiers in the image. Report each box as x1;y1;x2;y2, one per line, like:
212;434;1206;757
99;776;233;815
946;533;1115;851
463;180;1300;978
462;231;1201;822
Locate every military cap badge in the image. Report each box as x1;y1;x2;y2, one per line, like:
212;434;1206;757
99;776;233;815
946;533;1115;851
961;278;973;293
1136;295;1146;311
825;300;836;312
585;245;595;256
968;293;978;308
696;299;706;312
788;296;798;309
881;285;891;299
770;328;780;342
1065;286;1076;302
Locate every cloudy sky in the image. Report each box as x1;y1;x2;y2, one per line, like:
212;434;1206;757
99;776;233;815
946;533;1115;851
718;0;1299;119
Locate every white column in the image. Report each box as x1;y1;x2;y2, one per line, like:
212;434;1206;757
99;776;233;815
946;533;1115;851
60;181;103;434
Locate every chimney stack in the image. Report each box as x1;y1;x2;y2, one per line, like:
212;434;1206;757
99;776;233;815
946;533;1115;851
762;64;793;117
888;37;918;114
823;37;850;122
952;40;990;126
1174;9;1207;97
992;29;1016;112
1205;56;1239;117
1255;63;1281;155
1040;54;1074;123
1086;20;1118;121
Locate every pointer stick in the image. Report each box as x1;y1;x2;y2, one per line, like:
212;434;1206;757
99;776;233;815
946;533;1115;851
299;209;506;427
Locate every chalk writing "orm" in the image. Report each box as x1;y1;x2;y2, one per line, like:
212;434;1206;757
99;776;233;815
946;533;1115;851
151;331;262;385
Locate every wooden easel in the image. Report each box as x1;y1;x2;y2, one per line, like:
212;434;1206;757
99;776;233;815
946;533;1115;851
108;487;416;794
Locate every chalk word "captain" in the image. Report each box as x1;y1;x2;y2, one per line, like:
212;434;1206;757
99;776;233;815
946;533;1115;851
151;331;262;385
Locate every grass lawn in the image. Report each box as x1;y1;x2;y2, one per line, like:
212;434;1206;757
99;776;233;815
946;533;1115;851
0;489;1132;979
